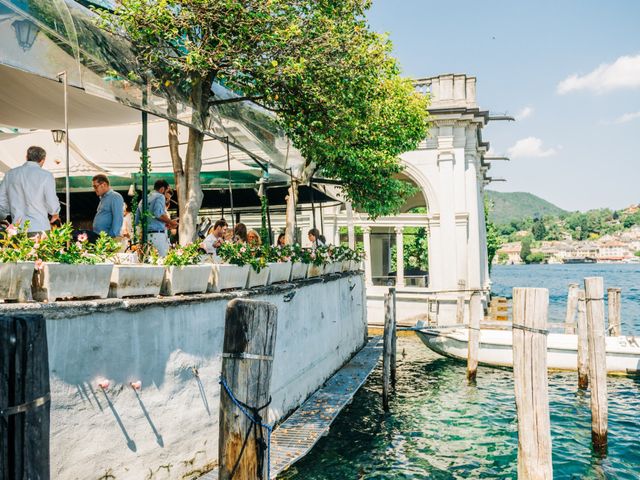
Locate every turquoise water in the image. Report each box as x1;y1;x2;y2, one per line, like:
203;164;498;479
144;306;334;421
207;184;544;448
279;264;640;479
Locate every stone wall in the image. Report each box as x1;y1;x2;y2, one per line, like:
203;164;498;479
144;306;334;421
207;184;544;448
0;274;366;479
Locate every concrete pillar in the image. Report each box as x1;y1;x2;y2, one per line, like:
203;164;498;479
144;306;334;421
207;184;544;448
395;226;405;288
363;226;373;286
465;154;482;290
346;202;355;249
437;151;458;290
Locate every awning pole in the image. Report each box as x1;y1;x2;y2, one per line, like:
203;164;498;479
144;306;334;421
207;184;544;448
310;178;317;231
141;91;149;245
226;136;235;229
58;71;70;222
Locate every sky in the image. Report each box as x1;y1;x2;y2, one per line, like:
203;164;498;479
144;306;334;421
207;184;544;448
367;0;640;212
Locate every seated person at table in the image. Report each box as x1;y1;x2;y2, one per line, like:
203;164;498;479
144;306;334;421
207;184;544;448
247;229;262;247
202;218;228;255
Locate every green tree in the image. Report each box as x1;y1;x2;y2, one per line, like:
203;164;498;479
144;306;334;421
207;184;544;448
99;1;428;242
526;252;545;264
484;195;502;270
531;218;547;241
520;237;532;263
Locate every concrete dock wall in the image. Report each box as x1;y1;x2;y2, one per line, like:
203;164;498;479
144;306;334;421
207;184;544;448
1;274;366;479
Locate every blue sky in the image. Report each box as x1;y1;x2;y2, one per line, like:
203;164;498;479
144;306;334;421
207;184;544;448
367;0;640;211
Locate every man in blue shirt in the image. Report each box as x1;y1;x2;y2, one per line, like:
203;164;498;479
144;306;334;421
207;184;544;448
135;179;178;257
92;174;124;238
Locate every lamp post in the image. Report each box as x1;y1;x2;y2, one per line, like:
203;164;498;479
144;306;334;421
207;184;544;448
56;71;70;223
12;19;39;51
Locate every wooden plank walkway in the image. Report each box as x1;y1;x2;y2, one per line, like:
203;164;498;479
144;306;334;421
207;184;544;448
199;336;382;479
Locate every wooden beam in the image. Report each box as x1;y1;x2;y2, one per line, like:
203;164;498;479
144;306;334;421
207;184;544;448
219;299;278;480
512;288;553;480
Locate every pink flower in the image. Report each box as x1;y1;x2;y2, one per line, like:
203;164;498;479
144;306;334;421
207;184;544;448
77;233;88;242
59;249;65;254
176;249;184;256
98;379;110;389
240;247;246;253
75;241;83;249
130;380;142;390
6;224;17;237
199;242;206;249
34;259;44;271
311;252;316;259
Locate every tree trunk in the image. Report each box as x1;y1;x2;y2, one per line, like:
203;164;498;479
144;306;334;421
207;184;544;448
167;77;211;245
284;180;299;244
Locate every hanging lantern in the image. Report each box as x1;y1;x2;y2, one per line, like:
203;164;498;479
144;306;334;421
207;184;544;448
51;129;65;144
12;19;39;52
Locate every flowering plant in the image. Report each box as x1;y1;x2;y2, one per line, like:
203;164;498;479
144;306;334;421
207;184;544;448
35;224;119;264
263;245;293;263
217;242;270;272
0;222;39;264
162;242;202;266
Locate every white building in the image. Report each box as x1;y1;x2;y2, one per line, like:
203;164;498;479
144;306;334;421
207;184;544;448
322;74;506;325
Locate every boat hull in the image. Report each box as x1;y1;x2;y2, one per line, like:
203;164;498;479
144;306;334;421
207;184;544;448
415;327;640;374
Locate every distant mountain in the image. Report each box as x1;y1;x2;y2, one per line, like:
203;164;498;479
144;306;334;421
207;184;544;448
486;190;568;225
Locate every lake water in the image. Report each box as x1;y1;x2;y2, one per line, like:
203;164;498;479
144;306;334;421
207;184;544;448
278;264;640;479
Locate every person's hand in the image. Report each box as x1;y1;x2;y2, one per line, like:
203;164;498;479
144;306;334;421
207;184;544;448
50;214;60;225
169;219;178;229
214;239;223;248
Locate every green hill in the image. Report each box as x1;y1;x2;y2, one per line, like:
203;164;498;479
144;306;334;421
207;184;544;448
486;190;567;225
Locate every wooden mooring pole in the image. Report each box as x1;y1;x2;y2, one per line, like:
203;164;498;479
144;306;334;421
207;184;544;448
219;299;278;480
389;287;397;386
584;277;608;455
607;287;621;337
455;280;466;324
382;291;394;411
512;288;552;480
564;283;579;334
467;293;482;383
576;289;589;389
0;314;50;480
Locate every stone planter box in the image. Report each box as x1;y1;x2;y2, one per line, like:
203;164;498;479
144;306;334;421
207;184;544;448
109;264;165;298
350;260;363;271
307;264;324;278
267;262;292;285
32;263;113;301
246;266;270;288
331;261;342;274
341;260;351;272
0;262;35;302
290;262;308;281
161;265;210;296
208;264;250;292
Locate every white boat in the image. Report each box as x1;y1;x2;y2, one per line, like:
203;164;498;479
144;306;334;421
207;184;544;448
415;326;640;375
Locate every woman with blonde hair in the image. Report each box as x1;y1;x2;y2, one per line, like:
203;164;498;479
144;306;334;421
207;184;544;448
247;229;262;246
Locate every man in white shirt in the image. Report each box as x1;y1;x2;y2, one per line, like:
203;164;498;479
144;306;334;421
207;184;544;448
0;146;60;232
202;218;228;256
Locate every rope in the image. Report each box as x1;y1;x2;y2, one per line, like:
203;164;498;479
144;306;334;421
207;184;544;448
220;376;274;480
512;324;548;336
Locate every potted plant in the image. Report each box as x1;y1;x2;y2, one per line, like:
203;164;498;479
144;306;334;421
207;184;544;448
263;245;292;284
245;247;269;288
302;247;327;278
32;224;119;301
289;244;308;281
160;243;211;295
109;243;165;298
0;223;38;302
211;242;251;292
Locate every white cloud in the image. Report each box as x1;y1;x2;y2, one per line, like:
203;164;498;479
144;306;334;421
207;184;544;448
516;106;534;120
613;111;640;124
557;53;640;94
507;137;557;158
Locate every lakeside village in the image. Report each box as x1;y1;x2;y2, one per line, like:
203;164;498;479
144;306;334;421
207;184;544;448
494;205;640;265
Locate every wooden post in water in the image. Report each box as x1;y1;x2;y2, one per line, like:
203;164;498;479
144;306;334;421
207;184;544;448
389;287;397;386
564;283;579;334
607;287;621;337
0;314;50;480
455;280;466;324
584;277;608;455
576;289;589;389
219;299;278;480
382;292;393;411
467;292;482;383
512;288;552;480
